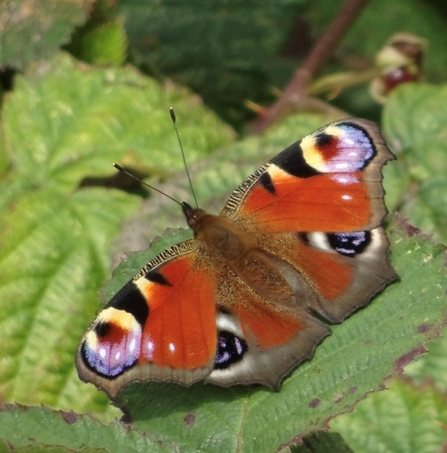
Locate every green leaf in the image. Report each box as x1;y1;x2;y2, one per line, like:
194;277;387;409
0;404;175;452
79;20;128;65
0;0;93;69
5;202;444;452
118;0;308;125
383;83;447;243
98;213;445;453
405;333;447;392
67;113;446;453
292;432;354;453
331;378;447;453
2;53;234;193
0;52;234;420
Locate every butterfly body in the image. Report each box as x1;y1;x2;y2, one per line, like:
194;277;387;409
77;119;398;398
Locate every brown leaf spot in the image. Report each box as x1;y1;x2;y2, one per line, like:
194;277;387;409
394;345;427;374
184;413;196;425
60;410;78;425
308;398;321;408
418;323;432;334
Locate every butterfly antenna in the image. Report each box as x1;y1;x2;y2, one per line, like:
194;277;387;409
113;163;183;206
170;107;199;208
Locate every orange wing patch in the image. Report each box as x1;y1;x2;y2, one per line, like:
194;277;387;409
240;165;370;233
138;255;217;370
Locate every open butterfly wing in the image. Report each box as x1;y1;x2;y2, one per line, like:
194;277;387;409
76;240;217;398
260;228;397;323
220;119;398;325
222;119;395;233
207;261;330;388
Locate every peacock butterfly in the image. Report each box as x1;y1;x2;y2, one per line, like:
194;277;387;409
76;118;398;398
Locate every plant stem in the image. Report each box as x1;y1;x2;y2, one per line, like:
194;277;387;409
250;0;371;133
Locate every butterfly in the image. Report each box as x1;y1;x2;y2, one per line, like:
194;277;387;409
76;118;398;398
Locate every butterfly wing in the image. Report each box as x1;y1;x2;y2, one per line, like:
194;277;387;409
76;240;218;398
222;119;394;233
205;119;398;386
206;254;330;388
260;227;396;323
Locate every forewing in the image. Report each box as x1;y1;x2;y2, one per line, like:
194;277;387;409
221;119;395;233
76;240;217;398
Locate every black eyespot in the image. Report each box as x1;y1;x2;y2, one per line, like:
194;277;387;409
315;132;334;147
327;231;371;257
94;321;111;338
214;331;248;369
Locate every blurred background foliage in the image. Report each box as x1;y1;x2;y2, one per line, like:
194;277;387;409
1;0;447;128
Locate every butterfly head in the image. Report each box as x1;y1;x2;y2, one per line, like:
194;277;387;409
182;202;207;235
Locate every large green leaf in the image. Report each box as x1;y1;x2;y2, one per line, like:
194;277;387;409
0;52;234;419
1;213;445;451
383;83;447;244
68;111;447;451
331;378;447;453
103;215;446;453
0;0;93;69
0;404;175;452
118;0;308;125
